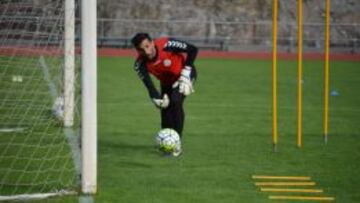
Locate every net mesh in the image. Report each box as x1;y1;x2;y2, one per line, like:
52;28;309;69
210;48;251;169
0;0;80;197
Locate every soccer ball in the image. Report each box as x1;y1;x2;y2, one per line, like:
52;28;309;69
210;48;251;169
155;128;180;153
52;96;64;120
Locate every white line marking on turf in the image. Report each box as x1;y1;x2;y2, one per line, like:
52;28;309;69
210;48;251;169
79;195;94;203
64;128;82;179
0;128;26;133
39;55;82;191
39;55;58;98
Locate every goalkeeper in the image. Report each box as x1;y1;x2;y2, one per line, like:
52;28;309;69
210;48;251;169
131;33;198;154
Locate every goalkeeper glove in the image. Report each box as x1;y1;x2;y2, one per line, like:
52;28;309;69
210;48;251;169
152;94;170;109
174;66;194;96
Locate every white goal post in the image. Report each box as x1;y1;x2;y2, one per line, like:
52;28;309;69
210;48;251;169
81;0;98;195
0;0;97;200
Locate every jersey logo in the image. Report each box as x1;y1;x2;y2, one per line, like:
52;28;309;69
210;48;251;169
163;59;172;67
165;40;187;49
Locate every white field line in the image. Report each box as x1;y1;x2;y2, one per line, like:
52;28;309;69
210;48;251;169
39;55;58;98
0;128;26;133
39;56;81;183
79;195;95;203
0;190;77;201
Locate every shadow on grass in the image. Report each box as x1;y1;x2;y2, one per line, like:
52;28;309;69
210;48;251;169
99;138;161;168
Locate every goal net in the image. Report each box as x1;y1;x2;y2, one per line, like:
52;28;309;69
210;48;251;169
0;0;93;200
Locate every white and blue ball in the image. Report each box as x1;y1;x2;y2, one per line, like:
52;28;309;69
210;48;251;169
52;96;64;120
155;128;180;153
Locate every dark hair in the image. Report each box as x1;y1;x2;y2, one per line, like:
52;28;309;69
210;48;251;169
131;33;151;48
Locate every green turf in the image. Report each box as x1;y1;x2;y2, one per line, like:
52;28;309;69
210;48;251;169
0;56;79;196
7;57;360;202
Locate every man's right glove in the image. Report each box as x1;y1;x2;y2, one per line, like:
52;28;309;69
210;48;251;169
174;66;194;96
152;94;170;109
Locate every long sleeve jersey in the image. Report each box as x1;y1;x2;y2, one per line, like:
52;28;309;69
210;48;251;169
134;37;198;99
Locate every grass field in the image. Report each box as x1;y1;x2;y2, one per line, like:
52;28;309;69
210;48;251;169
4;56;360;202
0;56;78;197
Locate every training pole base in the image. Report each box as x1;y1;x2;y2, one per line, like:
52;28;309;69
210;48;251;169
272;144;278;153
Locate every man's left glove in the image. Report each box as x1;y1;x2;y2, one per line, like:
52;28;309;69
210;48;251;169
152;94;170;109
173;66;194;96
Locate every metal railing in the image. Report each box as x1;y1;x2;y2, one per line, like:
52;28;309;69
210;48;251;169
97;18;360;53
1;16;359;53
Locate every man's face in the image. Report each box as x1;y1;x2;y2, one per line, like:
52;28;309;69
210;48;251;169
138;39;156;60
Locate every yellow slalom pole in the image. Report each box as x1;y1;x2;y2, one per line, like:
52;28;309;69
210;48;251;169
297;0;303;148
272;0;279;152
324;0;331;144
252;175;311;180
269;195;335;201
